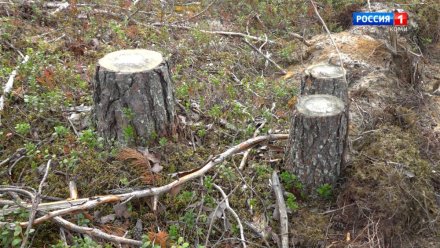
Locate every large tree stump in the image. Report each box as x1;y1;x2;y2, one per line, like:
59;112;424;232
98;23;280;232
285;94;348;194
93;49;176;144
301;63;348;103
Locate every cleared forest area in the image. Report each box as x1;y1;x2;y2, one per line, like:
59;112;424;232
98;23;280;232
0;1;439;247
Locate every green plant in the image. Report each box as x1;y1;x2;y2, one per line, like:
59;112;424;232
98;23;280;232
71;236;103;248
0;224;24;247
119;177;129;186
203;176;213;190
177;191;194;205
316;183;333;199
123;125;135;142
176;82;190;98
171;237;190;248
208;104;222;119
180;210;196;228
76;213;90;227
285;192;299;212
203;194;215;207
54;125;69;137
122;107;135;120
159;137;168;146
197;128;207;138
168;224;179;241
15;123;31;135
60;151;79;169
254;164;273;177
78;129;102;148
24;142;38;156
280;171;303;191
218;164;236;181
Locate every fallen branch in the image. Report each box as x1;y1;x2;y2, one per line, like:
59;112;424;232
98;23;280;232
188;0;217;20
21;159;51;248
239;120;267;170
289;32;312;47
0;55;29;124
213;184;246;248
0;134;289;226
239;103;276;170
151;22;277;44
271;171;290;248
310;0;344;74
243;39;287;75
53;216;143;246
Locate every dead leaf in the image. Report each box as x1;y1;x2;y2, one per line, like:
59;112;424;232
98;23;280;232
209;202;227;221
99;223;127;237
119;0;132;9
99;214;115;224
287;96;297;109
117;148;151;169
283;70;295;80
148;230;168;248
141;149;160;164
170;185;182;196
140;172;160;185
12;86;24;98
113;203;130;219
151;164;163;173
36;68;55;88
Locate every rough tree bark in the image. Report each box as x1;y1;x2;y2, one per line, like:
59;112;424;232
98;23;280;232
94;49;176;145
285;94;348;194
301;63;348;103
301;63;350;169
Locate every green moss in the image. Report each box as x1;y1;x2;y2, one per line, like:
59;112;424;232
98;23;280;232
341;125;438;241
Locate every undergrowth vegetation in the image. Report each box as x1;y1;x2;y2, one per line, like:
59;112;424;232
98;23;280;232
0;0;439;247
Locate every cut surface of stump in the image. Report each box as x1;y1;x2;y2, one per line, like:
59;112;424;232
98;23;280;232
94;49;176;145
301;63;348;103
285;94;348;194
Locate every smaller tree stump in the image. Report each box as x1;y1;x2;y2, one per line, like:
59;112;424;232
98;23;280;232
301;63;348;103
94;49;176;145
285;94;348;194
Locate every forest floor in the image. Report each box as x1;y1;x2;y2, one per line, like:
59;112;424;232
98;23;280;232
0;1;439;248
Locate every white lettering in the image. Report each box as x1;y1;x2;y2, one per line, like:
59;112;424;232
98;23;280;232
385;16;390;22
374;16;378;22
362;16;367;22
356;16;362;22
397;14;403;24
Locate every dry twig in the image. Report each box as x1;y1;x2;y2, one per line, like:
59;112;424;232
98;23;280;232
213;184;246;248
243;39;287;74
152;22;277;44
271;171;290;248
20;159;51;248
309;1;345;74
0;134;289;226
0;55;29;124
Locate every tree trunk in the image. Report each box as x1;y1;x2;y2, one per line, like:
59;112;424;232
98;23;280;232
301;63;348;103
285;94;348;194
93;49;176;145
302;63;350;169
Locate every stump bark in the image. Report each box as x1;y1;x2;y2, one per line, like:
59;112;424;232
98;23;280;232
93;49;176;144
285;94;348;194
301;63;348;103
